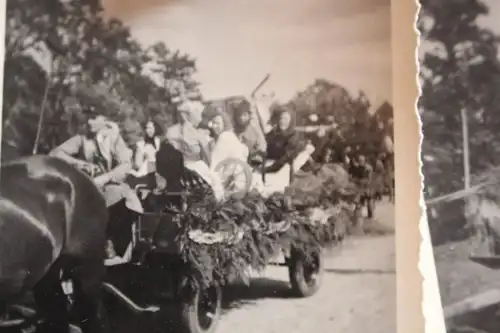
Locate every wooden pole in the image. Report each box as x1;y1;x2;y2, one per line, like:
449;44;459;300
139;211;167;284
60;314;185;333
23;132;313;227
461;107;470;189
33;58;56;155
250;74;271;98
251;74;271;135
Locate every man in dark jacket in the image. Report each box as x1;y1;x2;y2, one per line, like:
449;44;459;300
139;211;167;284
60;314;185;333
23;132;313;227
349;154;375;218
265;109;306;173
309;127;330;163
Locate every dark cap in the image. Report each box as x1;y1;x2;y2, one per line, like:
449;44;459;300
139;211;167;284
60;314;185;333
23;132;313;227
233;99;252;115
82;105;101;118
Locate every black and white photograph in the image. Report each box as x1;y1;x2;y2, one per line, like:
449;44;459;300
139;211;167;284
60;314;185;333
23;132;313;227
0;1;395;333
419;0;500;332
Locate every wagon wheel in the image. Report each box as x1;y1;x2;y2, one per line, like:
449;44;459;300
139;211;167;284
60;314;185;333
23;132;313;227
179;277;222;333
214;158;253;199
287;247;324;297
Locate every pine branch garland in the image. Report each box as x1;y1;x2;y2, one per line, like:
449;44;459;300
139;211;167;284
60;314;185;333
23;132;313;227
167;176;361;289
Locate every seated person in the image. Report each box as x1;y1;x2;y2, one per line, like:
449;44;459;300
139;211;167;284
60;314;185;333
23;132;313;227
165;101;225;200
49;105;143;263
309;127;331;163
207;110;249;169
322;147;334;164
265;108;307;173
165;101;211;165
133;120;161;177
258;108;315;195
206;110;263;195
232;100;267;165
149;140;217;210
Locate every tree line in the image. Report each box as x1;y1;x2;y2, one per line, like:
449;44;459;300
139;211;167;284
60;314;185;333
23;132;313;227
2;0;393;161
419;0;500;243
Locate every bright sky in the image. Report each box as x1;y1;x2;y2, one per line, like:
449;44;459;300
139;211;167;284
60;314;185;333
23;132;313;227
479;0;500;32
420;0;500;51
102;0;391;105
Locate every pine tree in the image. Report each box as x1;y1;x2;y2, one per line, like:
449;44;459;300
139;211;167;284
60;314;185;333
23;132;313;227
419;0;500;195
419;0;500;244
3;0;200;156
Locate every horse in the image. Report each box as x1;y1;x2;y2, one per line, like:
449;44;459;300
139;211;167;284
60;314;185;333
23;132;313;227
0;155;109;333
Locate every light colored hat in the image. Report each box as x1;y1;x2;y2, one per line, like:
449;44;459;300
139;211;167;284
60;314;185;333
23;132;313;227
178;100;203;112
177;100;205;124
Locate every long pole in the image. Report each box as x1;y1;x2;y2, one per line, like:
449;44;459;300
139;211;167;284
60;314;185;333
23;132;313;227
32;61;55;155
251;74;271;134
461;107;470;189
251;74;271;98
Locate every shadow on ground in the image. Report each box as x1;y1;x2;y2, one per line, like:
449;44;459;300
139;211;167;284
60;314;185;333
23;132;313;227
105;277;295;333
447;303;500;333
347;215;394;237
427;199;472;246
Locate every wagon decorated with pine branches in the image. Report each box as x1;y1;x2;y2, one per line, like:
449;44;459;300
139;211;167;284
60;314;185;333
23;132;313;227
102;74;360;332
90;139;359;333
0;81;359;333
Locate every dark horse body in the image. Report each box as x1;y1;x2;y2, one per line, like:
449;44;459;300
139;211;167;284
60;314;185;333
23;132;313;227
0;155;108;333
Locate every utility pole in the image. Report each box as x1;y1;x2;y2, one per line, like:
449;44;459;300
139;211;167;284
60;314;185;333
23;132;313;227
461;107;470;189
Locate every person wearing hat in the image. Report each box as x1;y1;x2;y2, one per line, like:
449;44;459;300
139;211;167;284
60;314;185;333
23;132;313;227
164;100;225;200
165;100;211;165
50;104;143;265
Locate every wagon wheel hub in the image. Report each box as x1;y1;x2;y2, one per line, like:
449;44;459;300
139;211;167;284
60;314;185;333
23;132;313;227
214;158;253;198
197;286;219;330
303;255;321;286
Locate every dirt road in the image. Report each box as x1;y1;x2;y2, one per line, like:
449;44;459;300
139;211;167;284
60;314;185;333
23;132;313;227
216;202;396;333
217;204;396;333
434;232;500;332
108;202;396;333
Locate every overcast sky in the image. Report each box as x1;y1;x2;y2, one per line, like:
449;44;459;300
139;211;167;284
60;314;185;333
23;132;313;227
102;0;391;106
479;0;500;32
418;0;500;83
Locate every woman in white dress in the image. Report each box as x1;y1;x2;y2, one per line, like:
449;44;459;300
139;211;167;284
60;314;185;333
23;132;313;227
207;111;264;195
208;112;248;168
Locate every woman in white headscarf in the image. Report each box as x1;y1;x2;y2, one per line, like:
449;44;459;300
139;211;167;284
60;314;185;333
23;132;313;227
207;111;264;196
208;111;248;169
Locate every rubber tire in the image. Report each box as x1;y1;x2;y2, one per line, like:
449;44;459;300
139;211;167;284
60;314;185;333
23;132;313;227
179;283;222;333
288;247;324;298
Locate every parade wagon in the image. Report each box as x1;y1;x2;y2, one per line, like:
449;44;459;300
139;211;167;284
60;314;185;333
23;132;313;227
97;140;329;333
0;76;354;333
0;149;340;333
